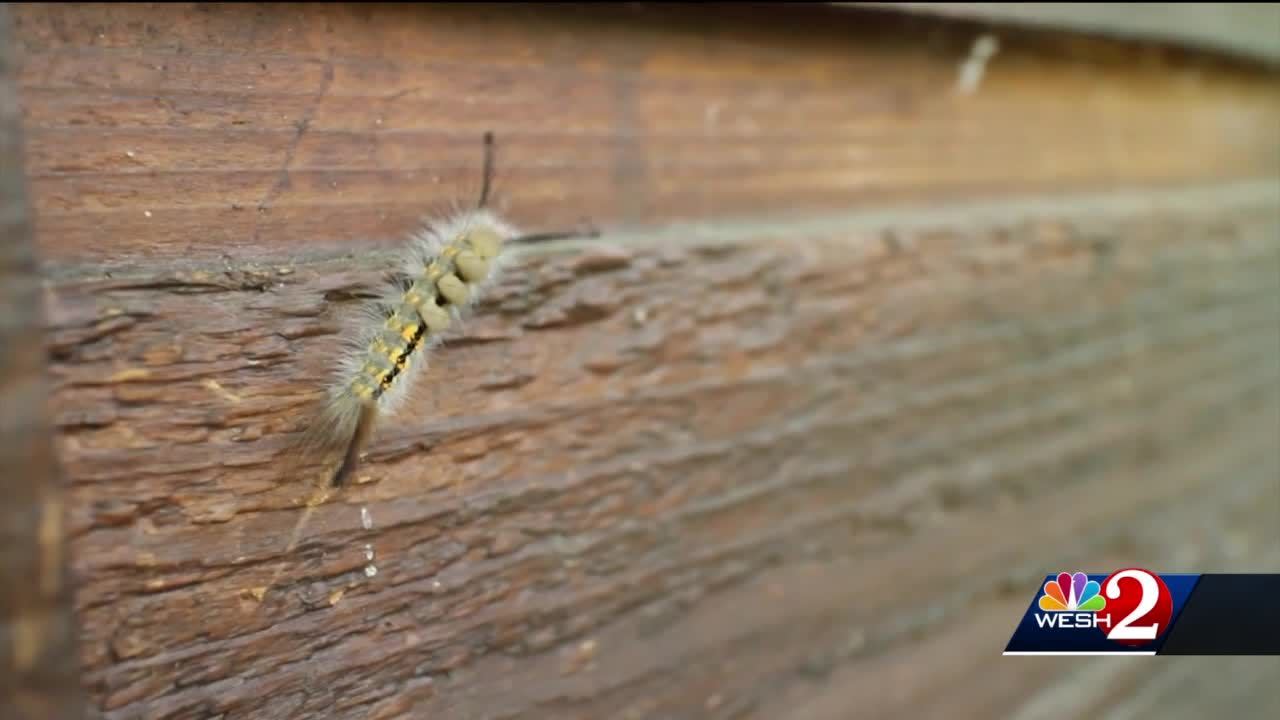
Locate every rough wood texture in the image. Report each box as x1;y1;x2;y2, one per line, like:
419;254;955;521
0;6;85;720
9;3;1280;719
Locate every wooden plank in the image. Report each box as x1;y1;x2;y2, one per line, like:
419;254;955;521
0;6;85;720
7;3;1280;718
10;3;1280;271
45;188;1280;718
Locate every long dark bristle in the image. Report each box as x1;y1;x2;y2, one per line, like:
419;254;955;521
330;403;377;487
477;131;495;209
510;225;602;246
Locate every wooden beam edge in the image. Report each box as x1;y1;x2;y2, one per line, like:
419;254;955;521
35;177;1280;284
840;3;1280;65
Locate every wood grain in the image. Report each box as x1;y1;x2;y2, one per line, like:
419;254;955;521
11;3;1280;271
44;192;1280;718
7;3;1280;719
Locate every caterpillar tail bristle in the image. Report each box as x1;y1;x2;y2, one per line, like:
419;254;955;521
330;403;377;488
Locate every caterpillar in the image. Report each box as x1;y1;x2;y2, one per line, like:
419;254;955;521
288;132;593;489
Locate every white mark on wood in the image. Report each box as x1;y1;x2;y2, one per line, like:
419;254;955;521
956;34;1000;95
360;506;373;530
201;379;242;403
704;101;722;133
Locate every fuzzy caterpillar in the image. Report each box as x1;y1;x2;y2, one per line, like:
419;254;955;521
287;132;591;490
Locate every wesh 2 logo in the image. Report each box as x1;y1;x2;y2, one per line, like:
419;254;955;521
1034;569;1173;642
1006;567;1178;654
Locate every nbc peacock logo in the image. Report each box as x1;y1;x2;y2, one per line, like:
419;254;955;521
1040;572;1106;612
1035;571;1109;629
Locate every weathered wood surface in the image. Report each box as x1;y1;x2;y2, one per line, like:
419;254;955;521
8;3;1280;719
0;6;85;720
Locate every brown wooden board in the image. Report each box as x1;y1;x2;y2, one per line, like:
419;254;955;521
12;3;1280;272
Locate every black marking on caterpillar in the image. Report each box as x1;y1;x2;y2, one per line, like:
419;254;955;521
286;132;598;489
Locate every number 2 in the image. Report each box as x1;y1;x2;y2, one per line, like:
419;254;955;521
1106;569;1159;640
